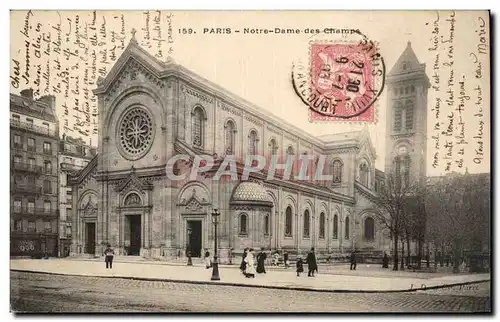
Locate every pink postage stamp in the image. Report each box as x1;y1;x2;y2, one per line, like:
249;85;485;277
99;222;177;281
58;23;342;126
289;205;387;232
307;40;385;123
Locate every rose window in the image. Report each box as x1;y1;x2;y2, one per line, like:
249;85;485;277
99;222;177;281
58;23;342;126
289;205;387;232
118;107;154;159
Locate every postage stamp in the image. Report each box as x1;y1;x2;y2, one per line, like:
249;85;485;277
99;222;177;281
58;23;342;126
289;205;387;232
292;32;385;123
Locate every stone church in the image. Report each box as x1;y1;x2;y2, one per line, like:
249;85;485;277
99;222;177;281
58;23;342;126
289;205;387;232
70;36;429;263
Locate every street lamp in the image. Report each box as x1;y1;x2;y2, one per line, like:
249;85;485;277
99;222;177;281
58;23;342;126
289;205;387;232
186;226;193;266
210;208;221;281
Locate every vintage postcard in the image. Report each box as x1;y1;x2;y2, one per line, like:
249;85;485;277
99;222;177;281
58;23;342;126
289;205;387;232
9;10;491;313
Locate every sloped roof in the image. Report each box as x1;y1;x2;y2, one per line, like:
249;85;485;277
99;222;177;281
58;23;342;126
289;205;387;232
10;93;58;123
388;42;426;76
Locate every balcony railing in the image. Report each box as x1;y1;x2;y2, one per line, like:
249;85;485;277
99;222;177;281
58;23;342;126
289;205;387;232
10;119;57;137
11;206;58;217
12;184;42;194
11;162;43;174
60;162;83;172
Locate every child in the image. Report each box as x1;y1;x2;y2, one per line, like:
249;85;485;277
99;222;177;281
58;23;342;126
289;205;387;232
296;256;304;277
204;249;211;269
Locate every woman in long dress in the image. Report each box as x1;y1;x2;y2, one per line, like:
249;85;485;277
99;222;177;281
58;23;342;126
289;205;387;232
244;248;257;278
240;248;248;275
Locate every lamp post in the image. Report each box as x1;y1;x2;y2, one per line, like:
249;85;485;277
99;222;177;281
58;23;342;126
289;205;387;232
186;226;193;266
210;208;221;281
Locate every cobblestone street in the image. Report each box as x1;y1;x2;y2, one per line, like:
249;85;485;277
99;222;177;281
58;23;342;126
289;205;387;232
10;271;491;313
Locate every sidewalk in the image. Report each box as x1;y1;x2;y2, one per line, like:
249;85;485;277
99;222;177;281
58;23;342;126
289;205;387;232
10;258;490;293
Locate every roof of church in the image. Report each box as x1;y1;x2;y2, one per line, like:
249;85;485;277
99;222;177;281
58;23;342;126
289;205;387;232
94;35;378;151
388;41;426;76
231;181;273;206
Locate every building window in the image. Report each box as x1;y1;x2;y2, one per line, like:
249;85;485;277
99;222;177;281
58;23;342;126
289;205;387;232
405;100;414;130
224;120;236;155
319;212;325;239
27;138;35;151
345;217;350;240
364;217;375;241
268;138;278;156
359;163;369;186
14;220;22;231
43;180;52;194
13;155;22;165
332;160;343;184
64;143;71;152
12;114;20;122
66;226;72;236
393;101;403;132
333;214;338;239
14;175;23;185
26;118;34;125
403;155;411;187
264;214;270;236
44;161;52;174
27;200;35;214
192;106;205;148
28;221;36;232
285;206;293;237
13;199;22;213
239;213;248;235
44;201;51;213
43;142;51;154
248;130;258;155
27;158;35;169
303;209;310;238
13;134;22;148
27;176;35;186
44;221;51;232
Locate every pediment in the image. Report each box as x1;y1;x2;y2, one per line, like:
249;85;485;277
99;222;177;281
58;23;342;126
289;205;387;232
116;170;153;193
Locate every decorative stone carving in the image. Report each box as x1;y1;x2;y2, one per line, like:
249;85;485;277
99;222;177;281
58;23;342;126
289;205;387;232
124;193;142;206
218;100;242;116
181;84;214;103
244;114;263;127
185;198;202;212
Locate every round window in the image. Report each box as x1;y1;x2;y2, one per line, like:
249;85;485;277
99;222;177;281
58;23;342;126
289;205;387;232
118;106;155;160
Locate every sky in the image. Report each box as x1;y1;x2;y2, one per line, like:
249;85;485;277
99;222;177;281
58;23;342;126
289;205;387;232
9;10;490;176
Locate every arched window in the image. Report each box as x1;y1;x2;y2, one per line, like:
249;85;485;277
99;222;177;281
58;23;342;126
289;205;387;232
333;214;338;239
395;149;411;189
285;206;293;237
303;209;310;238
319;212;325;239
192;106;205;148
332;160;342;184
286;146;294;155
248;130;258;155
364;217;375;241
268;138;278;156
239;213;248;235
345;217;350;240
264;214;269;236
359;163;369;186
224;120;236;155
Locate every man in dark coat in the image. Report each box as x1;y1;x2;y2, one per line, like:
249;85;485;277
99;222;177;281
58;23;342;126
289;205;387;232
350;251;357;270
256;248;267;274
382;252;389;268
306;247;318;277
240;248;248;275
283;251;290;268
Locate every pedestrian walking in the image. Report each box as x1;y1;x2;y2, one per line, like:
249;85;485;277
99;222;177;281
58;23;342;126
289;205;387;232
104;244;115;269
272;252;279;266
244;248;256;278
382;252;389;268
283;251;290;269
350;251;357;270
306;247;318;277
204;249;212;269
256;248;267;274
228;248;233;265
296;256;304;277
240;248;249;275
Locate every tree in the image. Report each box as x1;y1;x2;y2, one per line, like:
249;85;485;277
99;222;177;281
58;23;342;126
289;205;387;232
373;173;422;271
425;173;490;273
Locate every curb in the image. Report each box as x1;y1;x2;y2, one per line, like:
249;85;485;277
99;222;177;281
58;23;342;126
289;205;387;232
10;269;490;294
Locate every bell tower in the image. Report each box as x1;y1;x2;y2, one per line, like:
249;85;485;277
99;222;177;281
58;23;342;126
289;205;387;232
385;41;430;185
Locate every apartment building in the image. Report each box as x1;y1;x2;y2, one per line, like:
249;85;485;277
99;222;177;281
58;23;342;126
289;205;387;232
10;89;59;257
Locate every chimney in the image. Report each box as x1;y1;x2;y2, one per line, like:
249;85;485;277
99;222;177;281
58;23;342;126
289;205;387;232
38;95;56;113
20;88;34;99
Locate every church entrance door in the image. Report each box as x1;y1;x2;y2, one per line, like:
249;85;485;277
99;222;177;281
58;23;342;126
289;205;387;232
188;220;202;258
85;223;96;255
128;215;141;256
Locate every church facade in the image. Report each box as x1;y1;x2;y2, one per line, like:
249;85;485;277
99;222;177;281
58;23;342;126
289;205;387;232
69;37;429;263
